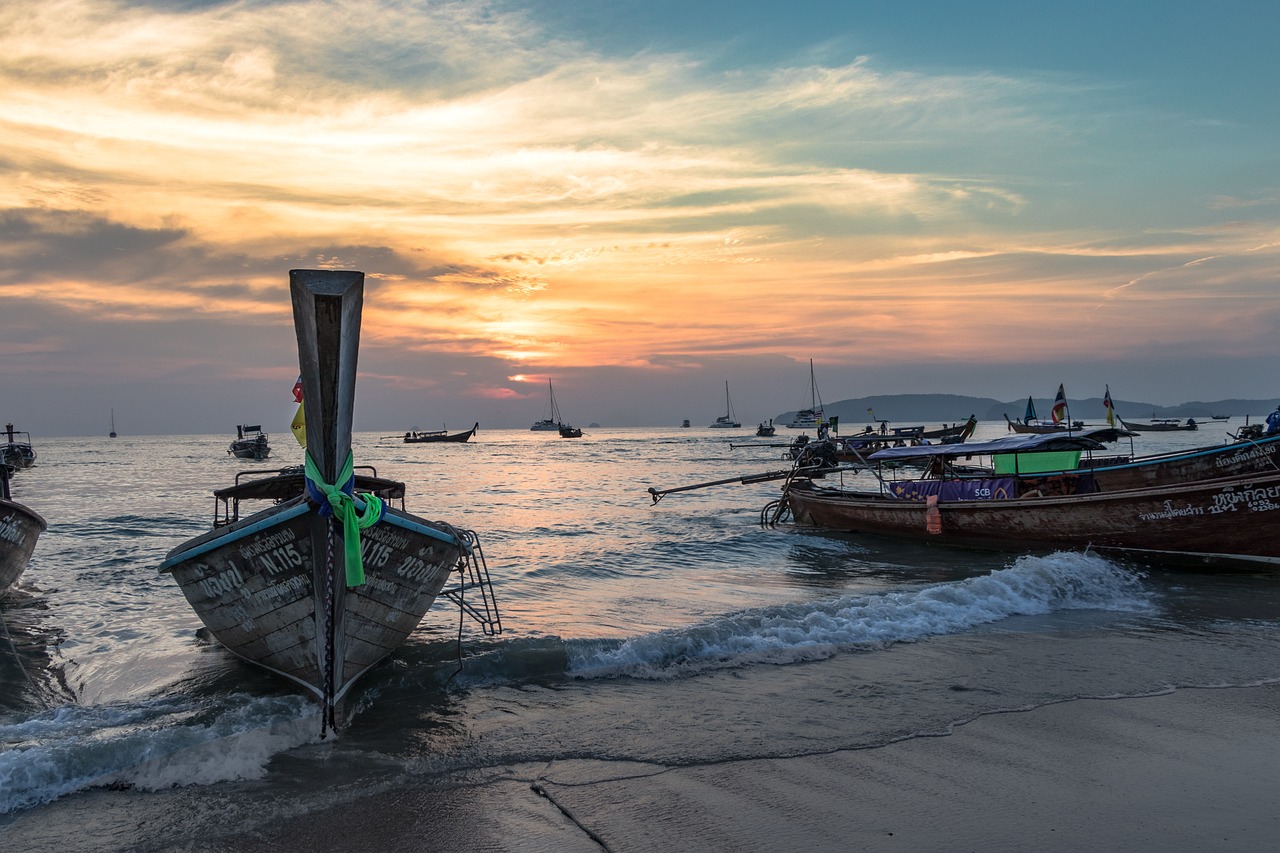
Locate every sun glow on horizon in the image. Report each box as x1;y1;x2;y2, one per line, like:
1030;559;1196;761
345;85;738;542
3;0;1278;432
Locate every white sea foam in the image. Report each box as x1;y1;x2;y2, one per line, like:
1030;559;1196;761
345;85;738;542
567;551;1153;679
0;693;317;814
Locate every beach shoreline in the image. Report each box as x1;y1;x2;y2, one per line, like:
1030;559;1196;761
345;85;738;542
8;683;1278;852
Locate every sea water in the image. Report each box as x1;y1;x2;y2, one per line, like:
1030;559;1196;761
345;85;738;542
4;422;1280;846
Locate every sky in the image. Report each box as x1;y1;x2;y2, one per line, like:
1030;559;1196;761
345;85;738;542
2;0;1278;436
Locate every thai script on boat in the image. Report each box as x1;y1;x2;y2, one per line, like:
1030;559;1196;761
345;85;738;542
1210;483;1280;514
1139;500;1205;522
395;548;447;583
1215;444;1277;468
0;514;24;545
245;574;308;608
238;529;298;560
362;525;412;552
196;563;245;599
355;574;399;600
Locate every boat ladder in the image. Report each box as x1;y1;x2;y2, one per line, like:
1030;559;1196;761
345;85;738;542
440;528;503;636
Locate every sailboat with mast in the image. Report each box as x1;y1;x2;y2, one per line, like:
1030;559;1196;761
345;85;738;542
109;409;117;439
531;379;565;431
786;359;825;429
709;381;741;428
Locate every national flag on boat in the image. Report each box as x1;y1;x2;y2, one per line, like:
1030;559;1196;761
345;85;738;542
290;375;306;446
1050;384;1068;424
1103;386;1115;426
1023;396;1037;423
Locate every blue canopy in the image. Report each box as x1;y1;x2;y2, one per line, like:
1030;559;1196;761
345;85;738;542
867;431;1108;462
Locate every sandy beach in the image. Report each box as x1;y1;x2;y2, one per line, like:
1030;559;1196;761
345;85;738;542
7;682;1277;852
223;686;1280;853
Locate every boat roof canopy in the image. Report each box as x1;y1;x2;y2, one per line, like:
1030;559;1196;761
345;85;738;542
866;430;1114;462
214;469;406;502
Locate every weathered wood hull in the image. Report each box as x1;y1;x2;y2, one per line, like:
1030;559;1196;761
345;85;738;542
786;472;1280;567
229;440;271;460
0;498;46;596
160;496;463;702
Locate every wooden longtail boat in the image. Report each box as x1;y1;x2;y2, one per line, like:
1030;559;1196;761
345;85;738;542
781;432;1280;567
784;472;1280;567
160;270;500;729
228;424;271;460
1;466;46;596
404;422;478;443
1002;413;1085;433
1116;415;1198;432
1;423;36;471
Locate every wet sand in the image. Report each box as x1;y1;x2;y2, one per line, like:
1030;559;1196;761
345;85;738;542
238;685;1280;852
11;684;1274;852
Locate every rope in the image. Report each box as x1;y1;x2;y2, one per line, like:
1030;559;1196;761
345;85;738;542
304;451;384;587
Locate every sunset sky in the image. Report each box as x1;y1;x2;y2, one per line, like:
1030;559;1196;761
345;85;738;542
3;1;1278;436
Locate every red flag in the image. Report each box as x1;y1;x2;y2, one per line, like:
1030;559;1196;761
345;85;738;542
1050;384;1068;424
292;376;303;403
1103;386;1114;426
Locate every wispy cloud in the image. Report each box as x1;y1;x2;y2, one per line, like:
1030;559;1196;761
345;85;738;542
2;1;1277;433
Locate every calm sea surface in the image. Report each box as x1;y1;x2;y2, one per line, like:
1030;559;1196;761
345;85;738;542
4;420;1280;846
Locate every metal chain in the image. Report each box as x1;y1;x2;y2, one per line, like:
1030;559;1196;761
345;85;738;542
320;518;337;738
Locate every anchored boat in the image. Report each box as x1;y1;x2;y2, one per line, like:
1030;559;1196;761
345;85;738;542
404;422;479;443
1;424;36;472
228;424;271;460
1;466;46;597
160;270;500;730
776;431;1280;568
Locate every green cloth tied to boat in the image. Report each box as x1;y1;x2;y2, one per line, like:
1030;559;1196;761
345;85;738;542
304;451;385;587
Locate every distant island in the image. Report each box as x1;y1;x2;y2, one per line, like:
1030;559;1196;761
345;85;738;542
775;393;1276;427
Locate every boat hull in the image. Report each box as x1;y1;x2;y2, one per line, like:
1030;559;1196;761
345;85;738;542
229;440;271;460
160;496;463;702
785;473;1280;567
0;498;46;596
0;445;36;470
405;423;478;443
1117;417;1198;432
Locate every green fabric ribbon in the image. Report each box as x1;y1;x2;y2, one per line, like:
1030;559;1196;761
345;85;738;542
304;450;384;588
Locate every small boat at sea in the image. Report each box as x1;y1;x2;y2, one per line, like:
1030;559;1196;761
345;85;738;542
785;360;824;429
681;419;691;428
778;431;1280;568
109;409;117;438
404;422;478;443
757;419;776;437
1117;415;1198;432
1;424;36;471
0;466;46;597
710;381;742;428
228;424;271;460
1004;388;1084;433
161;270;501;730
531;380;569;431
862;413;977;444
